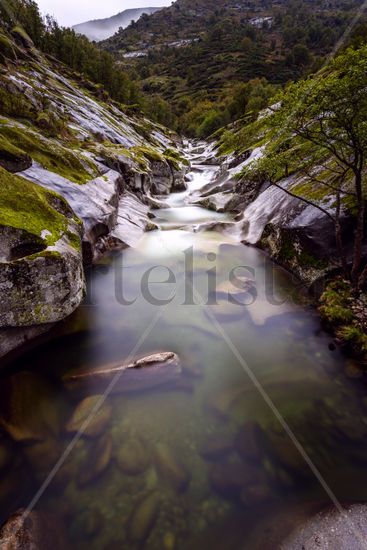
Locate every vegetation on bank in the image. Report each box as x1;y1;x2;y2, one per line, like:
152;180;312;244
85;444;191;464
320;279;367;357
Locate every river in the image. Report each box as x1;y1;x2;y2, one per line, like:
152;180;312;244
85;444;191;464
0;143;367;548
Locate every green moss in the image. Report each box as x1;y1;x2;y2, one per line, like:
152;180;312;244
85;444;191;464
164;147;189;169
319;280;354;325
290;180;331;203
0;123;94;184
0;86;34;119
336;325;367;352
132;145;165;164
275;235;328;270
11;26;33;48
0;32;16;62
0;166;78;247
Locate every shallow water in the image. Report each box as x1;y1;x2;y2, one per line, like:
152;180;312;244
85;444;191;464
1;148;367;548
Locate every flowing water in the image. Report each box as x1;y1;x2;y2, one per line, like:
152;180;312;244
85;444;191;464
1;144;367;548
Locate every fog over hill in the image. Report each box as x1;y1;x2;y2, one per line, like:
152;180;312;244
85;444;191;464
72;7;163;41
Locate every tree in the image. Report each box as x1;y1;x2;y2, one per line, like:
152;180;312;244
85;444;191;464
292;43;311;66
246;45;367;289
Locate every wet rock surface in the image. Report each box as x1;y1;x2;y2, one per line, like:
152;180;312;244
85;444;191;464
281;504;367;550
0;509;67;550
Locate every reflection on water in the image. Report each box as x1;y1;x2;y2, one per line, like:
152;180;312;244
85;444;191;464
0;155;367;549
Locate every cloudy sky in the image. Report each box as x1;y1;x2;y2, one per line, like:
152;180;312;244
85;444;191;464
36;0;172;27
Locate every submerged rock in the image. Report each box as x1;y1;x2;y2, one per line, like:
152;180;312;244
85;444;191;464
199;433;234;461
63;352;182;394
209;462;263;499
78;433;113;486
154;442;191;493
0;509;67;549
128;491;160;543
65;395;112;438
234;422;264;461
116;438;150;476
0;371;61;443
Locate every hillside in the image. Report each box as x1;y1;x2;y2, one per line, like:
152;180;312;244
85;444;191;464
102;0;365;135
72;7;163;42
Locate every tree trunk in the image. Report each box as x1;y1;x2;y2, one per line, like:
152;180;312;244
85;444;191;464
351;171;365;285
335;190;349;278
358;262;367;290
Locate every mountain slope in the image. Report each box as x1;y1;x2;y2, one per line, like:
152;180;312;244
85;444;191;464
73;7;163;41
102;0;365;136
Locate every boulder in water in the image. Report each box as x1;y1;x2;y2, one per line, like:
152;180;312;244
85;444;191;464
209;462;263;499
116;438;150;476
199;433;234;461
65;395;112;438
154;442;191;493
78;433;113;486
128;491;160;543
234;422;264;461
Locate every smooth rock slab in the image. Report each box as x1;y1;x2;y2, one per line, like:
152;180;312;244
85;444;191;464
281;504;367;550
63;352;182;394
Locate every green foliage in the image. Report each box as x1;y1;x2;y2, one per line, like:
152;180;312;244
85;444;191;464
319;281;367;355
319;279;355;325
101;0;362;134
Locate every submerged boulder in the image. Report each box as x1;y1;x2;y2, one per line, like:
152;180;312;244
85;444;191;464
63;352;182;394
128;491;160;543
116;438;150;476
154;442;191;493
65;395;112;438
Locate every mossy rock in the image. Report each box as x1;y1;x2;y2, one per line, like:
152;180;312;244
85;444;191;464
0;32;17;63
0;123;95;184
0;166;80;247
11;26;34;50
0;134;31;173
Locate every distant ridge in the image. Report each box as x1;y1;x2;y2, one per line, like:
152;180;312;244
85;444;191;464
72;7;163;42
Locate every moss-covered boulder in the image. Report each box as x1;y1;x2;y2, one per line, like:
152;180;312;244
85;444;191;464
0;167;85;327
